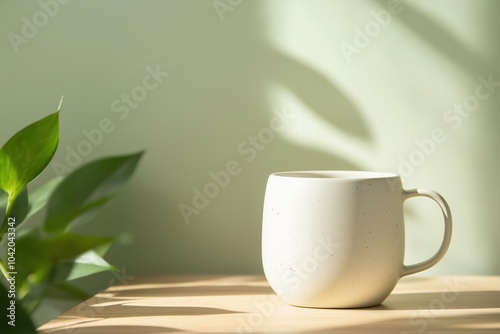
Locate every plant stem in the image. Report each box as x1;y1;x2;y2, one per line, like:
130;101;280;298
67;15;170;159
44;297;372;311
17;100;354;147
0;193;15;240
0;193;15;282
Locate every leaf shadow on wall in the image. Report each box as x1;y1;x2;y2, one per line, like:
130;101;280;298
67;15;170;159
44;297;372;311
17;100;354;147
374;0;497;76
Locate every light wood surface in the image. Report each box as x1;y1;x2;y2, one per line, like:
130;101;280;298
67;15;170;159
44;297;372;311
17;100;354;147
39;275;500;333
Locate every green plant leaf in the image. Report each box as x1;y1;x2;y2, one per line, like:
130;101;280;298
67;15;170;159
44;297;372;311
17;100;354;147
0;190;7;223
9;187;29;225
16;229;114;289
0;187;29;230
0;110;60;197
93;242;113;257
45;282;90;300
44;152;143;233
53;250;116;284
19;271;51;314
26;177;63;220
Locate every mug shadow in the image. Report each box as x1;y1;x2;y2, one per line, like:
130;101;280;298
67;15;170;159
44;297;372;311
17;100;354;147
302;311;500;334
376;291;500;310
296;289;500;333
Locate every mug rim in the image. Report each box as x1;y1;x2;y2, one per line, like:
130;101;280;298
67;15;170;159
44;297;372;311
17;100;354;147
271;170;399;180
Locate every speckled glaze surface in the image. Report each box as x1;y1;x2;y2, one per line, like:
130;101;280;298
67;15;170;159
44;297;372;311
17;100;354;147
262;171;452;308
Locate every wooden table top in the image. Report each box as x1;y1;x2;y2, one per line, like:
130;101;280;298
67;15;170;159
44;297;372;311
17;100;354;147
38;275;500;333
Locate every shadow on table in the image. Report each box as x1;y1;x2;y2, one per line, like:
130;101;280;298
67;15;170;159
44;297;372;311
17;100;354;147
108;284;273;298
84;305;242;317
104;275;272;299
376;291;500;310
292;290;500;334
40;304;241;333
300;311;500;334
129;275;267;285
42;325;184;334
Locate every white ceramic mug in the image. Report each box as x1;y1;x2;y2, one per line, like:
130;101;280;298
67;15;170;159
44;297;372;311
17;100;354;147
262;171;452;308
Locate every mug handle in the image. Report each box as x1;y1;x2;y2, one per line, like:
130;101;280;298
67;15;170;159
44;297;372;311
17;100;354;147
401;188;452;277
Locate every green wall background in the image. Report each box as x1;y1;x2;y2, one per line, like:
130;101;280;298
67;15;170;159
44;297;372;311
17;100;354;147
1;0;499;324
